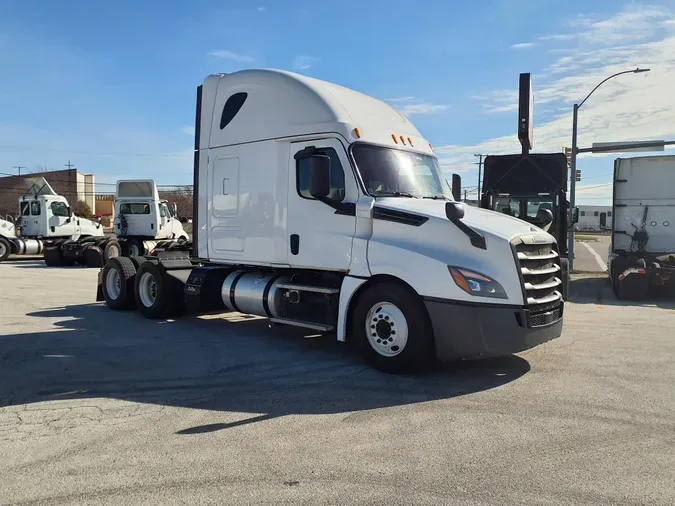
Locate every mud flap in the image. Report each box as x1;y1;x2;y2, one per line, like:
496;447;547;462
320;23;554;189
96;269;104;301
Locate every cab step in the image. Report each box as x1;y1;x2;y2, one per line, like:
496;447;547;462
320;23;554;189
275;283;339;294
269;317;335;332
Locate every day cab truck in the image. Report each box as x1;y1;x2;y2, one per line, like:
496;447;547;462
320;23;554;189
97;69;565;373
479;153;576;300
0;177;106;265
92;179;191;263
609;154;675;300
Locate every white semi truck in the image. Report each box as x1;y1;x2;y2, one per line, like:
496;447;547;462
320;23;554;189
91;179;190;263
96;69;564;373
609;155;675;300
0;177;106;265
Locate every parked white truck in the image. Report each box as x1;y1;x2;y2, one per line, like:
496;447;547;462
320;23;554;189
91;179;190;263
0;177;106;265
609;155;675;300
96;69;564;373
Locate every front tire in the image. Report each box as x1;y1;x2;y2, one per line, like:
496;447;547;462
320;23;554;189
351;282;434;374
560;257;570;301
0;237;11;262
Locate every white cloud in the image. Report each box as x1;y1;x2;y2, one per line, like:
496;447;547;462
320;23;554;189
257;6;266;12
383;96;449;117
511;42;536;49
181;126;196;136
208;50;254;62
444;5;675;185
384;96;416;103
398;103;449;117
292;54;318;70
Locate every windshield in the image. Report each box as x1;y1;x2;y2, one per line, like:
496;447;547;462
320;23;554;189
352;144;453;199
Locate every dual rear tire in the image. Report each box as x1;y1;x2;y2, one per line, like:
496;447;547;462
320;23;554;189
101;256;184;318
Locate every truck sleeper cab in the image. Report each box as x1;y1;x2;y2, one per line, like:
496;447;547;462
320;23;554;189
98;69;564;373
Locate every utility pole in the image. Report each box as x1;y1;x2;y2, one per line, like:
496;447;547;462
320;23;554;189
474;154;484;202
12;165;27;178
464;189;467;203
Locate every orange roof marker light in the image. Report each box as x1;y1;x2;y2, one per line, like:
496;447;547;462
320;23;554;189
408;137;414;146
429;143;434;152
391;133;398;144
352;127;361;139
400;135;406;145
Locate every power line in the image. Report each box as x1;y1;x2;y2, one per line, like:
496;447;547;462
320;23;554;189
0;145;189;157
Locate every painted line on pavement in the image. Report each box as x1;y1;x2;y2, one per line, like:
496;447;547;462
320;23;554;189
581;242;608;272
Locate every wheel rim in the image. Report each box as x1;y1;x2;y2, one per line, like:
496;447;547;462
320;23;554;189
105;268;122;300
365;302;409;357
0;242;7;258
108;243;120;258
129;244;140;256
138;272;157;307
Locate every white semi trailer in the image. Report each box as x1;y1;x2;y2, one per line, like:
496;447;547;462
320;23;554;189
96;69;564;373
609;155;675;300
91;179;190;263
0;177;105;265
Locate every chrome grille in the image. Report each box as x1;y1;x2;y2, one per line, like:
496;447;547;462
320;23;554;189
513;236;563;308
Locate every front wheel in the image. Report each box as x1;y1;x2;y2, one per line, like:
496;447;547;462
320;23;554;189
560;257;570;301
0;237;11;262
351;282;434;374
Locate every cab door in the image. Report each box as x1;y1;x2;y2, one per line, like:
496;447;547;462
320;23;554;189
287;138;358;271
47;199;75;237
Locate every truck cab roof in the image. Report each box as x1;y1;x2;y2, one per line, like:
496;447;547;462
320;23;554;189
200;69;433;155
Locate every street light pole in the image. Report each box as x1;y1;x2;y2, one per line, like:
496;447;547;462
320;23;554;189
567;67;650;271
569;104;579;271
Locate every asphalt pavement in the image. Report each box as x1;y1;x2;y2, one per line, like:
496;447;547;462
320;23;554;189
1;261;674;505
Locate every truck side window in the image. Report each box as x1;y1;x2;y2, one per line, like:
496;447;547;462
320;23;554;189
30;201;41;216
159;204;168;218
296;148;346;202
50;201;70;217
21;202;30;216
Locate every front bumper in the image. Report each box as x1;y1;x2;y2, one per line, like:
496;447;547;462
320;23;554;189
424;297;563;361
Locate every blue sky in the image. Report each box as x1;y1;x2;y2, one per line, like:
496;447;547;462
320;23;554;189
1;0;674;205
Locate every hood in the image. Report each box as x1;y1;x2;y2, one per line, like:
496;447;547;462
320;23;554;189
0;218;16;237
373;198;552;242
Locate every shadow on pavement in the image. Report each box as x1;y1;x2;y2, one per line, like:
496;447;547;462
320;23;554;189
570;275;675;309
1;303;531;433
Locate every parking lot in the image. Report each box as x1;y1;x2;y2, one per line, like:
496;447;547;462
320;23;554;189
1;260;674;505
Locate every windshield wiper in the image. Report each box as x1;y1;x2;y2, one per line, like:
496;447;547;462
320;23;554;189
372;190;418;198
422;195;450;200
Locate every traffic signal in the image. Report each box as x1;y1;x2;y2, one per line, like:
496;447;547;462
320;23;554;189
575;169;581;182
563;146;572;167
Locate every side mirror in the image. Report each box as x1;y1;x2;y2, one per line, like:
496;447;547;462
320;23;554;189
445;202;465;221
451;173;462;201
171;203;178;217
537;208;554;225
309;155;331;199
571;207;579;224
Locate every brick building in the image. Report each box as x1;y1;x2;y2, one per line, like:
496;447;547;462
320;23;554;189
0;169;96;218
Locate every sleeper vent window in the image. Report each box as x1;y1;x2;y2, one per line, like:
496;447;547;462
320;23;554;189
220;92;248;130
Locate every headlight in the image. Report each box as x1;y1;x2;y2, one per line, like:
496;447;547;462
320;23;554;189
448;266;507;299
